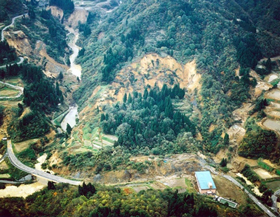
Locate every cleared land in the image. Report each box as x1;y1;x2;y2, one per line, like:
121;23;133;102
266;89;280;101
14;138;40;152
0;86;19;97
263;119;280;133
254;168;278;179
213;175;248;204
0;174;10;179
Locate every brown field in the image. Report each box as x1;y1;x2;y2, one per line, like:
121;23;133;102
130;186;150;193
150;182;166;190
160;177;187;189
213;175;248;204
254;168;278;179
0;87;19;97
14;138;40;153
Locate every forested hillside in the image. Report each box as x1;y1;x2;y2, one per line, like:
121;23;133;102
101;84;196;155
0;183;263;217
5;63;64;142
74;0;280;155
0;0;25;22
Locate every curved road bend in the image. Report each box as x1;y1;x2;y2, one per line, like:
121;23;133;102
0;57;24;69
0;80;23;100
1;14;28;42
7;140;81;186
203;165;276;217
0;13;26;99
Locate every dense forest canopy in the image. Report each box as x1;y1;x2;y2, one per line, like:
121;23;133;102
101;84;196;155
0;0;24;22
49;0;74;14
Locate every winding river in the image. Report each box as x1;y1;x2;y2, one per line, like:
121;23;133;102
59;27;81;131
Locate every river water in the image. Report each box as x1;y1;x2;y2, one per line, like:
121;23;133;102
0;16;83;198
59;27;82;131
61;106;78;131
66;27;82;79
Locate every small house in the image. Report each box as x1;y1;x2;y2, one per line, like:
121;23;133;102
195;171;216;195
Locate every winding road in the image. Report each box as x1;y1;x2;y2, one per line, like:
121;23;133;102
0;14;26;100
0;80;23;100
6;140;81;186
1;14;27;42
0;57;24;69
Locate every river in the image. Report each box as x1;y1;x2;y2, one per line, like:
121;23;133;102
66;26;82;79
61;106;78;131
0;12;83;198
59;27;82;131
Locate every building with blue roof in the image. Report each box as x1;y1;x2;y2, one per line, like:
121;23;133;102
195;171;216;194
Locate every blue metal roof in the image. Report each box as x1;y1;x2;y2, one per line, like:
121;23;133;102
195;171;216;190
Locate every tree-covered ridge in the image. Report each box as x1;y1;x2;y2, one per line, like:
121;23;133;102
233;0;280;57
0;183;262;217
0;41;17;65
0;0;24;22
3;63;63;141
49;0;74;15
238;126;279;160
101;84;196;153
3;63;63;112
15;3;68;64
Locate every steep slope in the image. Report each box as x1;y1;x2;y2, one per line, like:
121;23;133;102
73;0;280;155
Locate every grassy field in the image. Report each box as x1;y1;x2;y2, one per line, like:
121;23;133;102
3;77;24;87
14;138;39;153
266;180;280;192
185;178;196;193
213;175;247;204
0;86;19;97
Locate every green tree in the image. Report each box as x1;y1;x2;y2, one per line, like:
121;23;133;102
66;123;72;135
123;93;127;103
57;72;63;81
47;181;56;190
224;133;229;146
220;158;227;167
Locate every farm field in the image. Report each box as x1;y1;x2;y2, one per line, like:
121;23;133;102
254;168;278;179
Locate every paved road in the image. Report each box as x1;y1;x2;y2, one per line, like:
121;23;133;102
272;189;280;212
203;164;276;217
1;14;27;42
7;140;81;186
0;57;24;69
0;80;23;100
0;13;26;100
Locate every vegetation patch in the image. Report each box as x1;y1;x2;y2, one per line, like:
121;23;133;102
257;158;274;172
238;123;279;160
101;85;196;155
265;180;280;192
0;182;259;217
